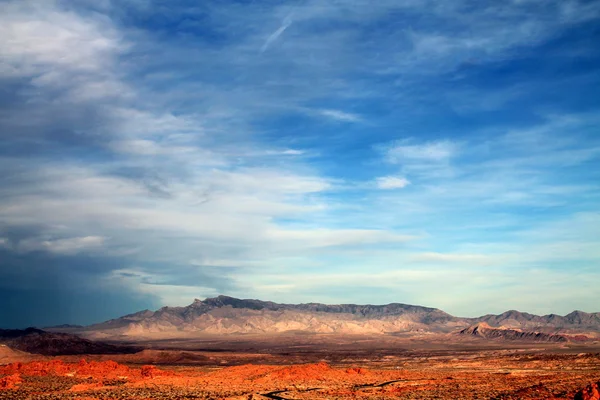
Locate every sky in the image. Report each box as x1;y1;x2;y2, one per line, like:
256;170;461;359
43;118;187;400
1;0;599;328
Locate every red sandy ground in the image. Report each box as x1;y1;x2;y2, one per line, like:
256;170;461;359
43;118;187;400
1;358;599;399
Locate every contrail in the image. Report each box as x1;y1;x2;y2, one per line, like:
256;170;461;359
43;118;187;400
260;15;293;53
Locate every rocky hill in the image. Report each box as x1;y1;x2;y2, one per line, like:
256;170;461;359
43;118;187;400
53;295;600;339
458;322;571;342
0;344;40;364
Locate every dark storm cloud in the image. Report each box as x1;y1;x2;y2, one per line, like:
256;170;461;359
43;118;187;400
0;236;240;327
0;248;162;328
0;287;158;329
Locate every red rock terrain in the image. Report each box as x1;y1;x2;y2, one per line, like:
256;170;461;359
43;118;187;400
0;373;21;389
1;354;599;399
0;359;175;380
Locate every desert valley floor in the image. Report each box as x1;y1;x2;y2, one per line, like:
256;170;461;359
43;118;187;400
1;335;600;400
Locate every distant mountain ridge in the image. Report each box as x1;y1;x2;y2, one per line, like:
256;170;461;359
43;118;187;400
78;295;459;337
47;295;600;340
478;310;600;331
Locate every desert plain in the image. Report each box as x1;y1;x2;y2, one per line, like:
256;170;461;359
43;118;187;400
2;334;600;400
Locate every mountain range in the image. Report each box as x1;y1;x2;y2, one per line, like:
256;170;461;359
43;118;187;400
47;295;600;341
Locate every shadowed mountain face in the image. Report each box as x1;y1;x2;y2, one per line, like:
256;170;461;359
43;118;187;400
0;328;137;355
46;296;600;340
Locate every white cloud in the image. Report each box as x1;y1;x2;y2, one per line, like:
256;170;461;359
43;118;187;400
375;176;410;189
0;0;127;104
384;139;459;163
318;109;362;122
278;149;305;155
211;168;330;195
409;252;496;264
266;228;414;249
110;139;195;156
0;161;371;266
0;1;122;75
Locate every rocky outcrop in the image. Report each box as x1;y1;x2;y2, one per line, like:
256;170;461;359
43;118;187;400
574;380;600;400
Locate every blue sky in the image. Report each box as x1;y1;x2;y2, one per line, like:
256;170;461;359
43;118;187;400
1;0;599;327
